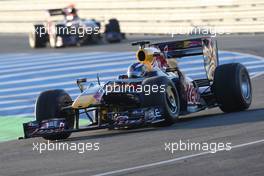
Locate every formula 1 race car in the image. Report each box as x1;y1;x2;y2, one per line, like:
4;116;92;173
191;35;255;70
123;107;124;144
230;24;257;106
21;37;252;140
29;5;124;48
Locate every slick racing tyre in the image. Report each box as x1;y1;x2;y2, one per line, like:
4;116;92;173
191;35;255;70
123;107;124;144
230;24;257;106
29;24;48;48
49;32;57;48
49;24;65;48
104;18;123;43
35;89;75;140
213;63;252;112
105;19;121;33
142;76;180;126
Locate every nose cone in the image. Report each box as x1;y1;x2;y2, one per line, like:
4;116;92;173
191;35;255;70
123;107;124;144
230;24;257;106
72;94;97;109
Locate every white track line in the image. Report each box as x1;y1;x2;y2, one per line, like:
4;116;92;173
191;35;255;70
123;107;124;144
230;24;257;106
178;55;250;65
0;65;258;95
0;60;133;79
0;92;80;105
0;80;76;93
0;113;35;117
0;89;79;100
0;76;115;99
0;105;35;111
182;62;264;72
0;55;133;75
0;72;257;111
0;55;253;78
0;71;208;110
1;51;264;114
224;50;264;61
0;53;28;60
0;52;103;66
251;71;264;79
245;64;264;69
0;99;35;105
92;139;264;176
0;88;79;99
0;87;75;99
0;68;126;89
2;70;256;109
0;52;133;70
242;60;264;65
0;69;204;93
0;53;58;62
2;59;264;90
0;52;251;70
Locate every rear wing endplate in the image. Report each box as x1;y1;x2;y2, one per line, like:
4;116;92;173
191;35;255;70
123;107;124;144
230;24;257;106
151;37;219;80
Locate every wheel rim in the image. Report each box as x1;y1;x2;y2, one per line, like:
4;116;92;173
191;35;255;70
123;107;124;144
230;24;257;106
166;86;178;113
241;73;251;100
49;35;56;48
29;33;35;48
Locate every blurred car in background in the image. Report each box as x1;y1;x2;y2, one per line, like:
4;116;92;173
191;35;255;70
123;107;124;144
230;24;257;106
29;4;125;48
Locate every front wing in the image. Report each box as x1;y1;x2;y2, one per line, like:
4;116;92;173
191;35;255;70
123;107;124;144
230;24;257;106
21;107;164;139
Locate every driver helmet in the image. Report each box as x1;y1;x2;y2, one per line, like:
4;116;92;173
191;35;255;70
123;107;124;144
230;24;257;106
64;4;78;21
127;62;147;78
66;4;77;14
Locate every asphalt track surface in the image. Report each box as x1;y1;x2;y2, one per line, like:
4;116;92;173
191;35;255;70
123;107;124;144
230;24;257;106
0;34;264;176
1;33;264;56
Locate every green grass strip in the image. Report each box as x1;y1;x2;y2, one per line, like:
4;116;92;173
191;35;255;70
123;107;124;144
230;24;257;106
0;116;88;142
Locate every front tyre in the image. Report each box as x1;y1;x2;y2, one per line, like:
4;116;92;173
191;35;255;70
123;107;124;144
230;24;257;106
142;76;180;126
29;24;48;48
35;89;75;140
213;63;252;112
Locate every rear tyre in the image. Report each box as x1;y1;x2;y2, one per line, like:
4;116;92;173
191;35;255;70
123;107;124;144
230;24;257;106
105;19;121;33
142;76;180;126
35;89;75;140
29;24;48;48
104;18;122;43
213;63;252;112
49;24;65;48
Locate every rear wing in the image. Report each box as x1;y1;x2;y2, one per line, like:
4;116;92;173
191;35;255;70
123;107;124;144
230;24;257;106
151;37;219;80
47;9;65;16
